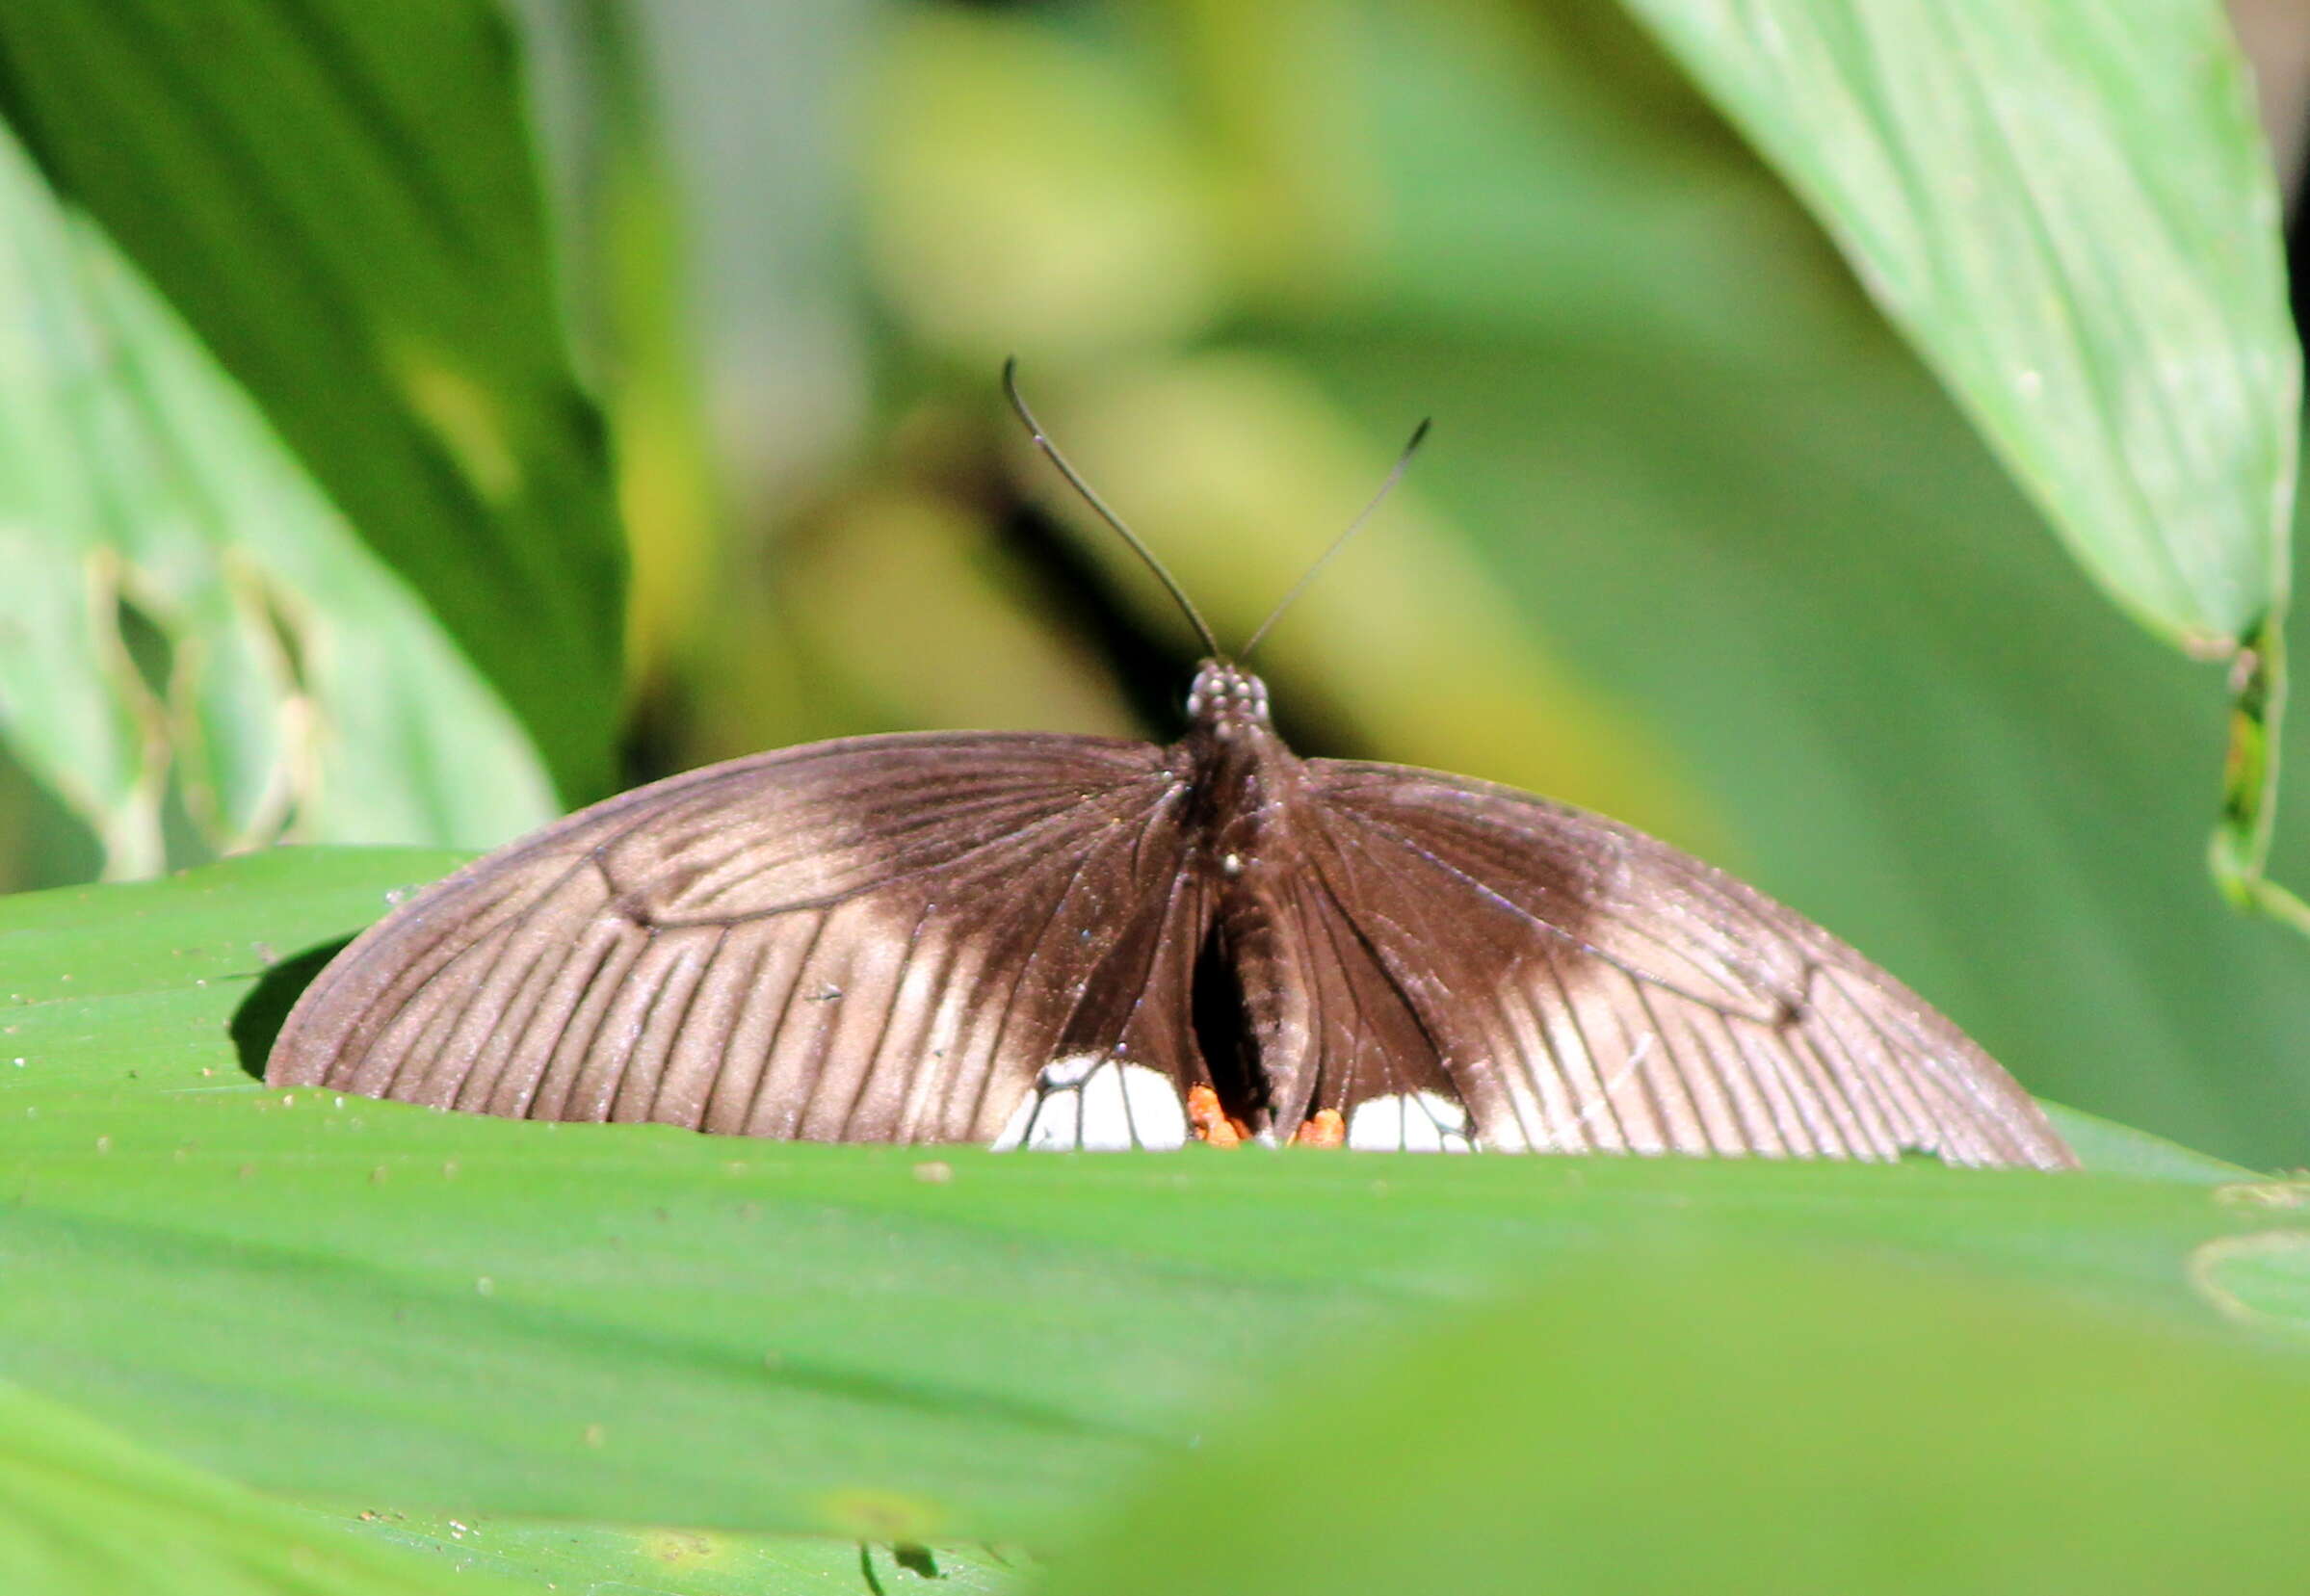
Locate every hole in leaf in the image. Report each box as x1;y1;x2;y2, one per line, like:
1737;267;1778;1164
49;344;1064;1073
113;589;174;708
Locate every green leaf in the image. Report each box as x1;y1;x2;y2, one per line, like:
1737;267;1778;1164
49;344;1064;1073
0;125;558;877
2039;1102;2249;1183
1047;1236;2310;1595
0;850;2302;1547
0;1379;530;1596
1610;0;2307;929
0;0;627;805
517;2;727;701
1615;0;2296;653
311;1506;1026;1596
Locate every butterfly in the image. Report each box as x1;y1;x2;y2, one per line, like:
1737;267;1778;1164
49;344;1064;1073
266;367;2074;1169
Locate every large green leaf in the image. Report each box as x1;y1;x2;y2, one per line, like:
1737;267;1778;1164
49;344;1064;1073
0;850;2302;1548
1049;1236;2310;1595
1614;0;2294;652
0;0;626;805
0;124;557;879
1;1335;1023;1593
0;1380;530;1596
1610;0;2305;925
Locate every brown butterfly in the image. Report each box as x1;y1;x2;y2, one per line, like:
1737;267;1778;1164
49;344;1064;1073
267;367;2074;1168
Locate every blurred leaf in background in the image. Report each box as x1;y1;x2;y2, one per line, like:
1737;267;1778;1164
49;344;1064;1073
1051;1234;2310;1596
0;0;627;809
0;127;556;886
1626;0;2297;656
1616;0;2308;929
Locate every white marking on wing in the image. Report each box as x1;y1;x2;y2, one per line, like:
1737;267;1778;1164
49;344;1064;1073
991;1057;1189;1152
1347;1090;1478;1153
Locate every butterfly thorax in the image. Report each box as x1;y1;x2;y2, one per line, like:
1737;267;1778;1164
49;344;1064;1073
1176;662;1304;877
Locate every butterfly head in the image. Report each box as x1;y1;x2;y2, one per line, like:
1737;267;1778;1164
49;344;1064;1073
1185;661;1273;736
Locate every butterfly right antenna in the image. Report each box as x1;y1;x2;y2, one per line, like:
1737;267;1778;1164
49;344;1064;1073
1241;416;1431;663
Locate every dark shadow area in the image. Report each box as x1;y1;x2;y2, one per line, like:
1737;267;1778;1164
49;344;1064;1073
1191;921;1267;1132
857;1542;947;1593
0;738;101;892
2288;122;2310;360
995;496;1200;740
228;938;350;1081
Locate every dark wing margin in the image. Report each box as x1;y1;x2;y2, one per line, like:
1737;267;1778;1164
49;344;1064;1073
1305;759;2076;1169
268;732;1202;1143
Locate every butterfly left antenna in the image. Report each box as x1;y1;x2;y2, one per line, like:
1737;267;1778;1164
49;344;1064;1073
1002;358;1223;661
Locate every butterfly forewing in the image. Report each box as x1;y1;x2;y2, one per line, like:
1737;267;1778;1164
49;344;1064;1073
1302;760;2074;1168
269;733;1203;1144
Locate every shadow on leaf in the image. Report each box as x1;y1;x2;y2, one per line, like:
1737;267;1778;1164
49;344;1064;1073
229;939;350;1081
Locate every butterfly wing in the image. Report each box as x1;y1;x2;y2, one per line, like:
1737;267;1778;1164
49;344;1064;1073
268;733;1209;1145
1302;759;2074;1168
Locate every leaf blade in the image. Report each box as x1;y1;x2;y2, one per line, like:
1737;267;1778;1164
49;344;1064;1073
1044;1236;2310;1595
1617;0;2296;650
0;0;626;803
0;124;559;874
1;850;2302;1544
0;1379;533;1596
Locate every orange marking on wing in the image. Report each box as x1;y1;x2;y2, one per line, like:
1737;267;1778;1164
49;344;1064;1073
1290;1109;1346;1148
1187;1084;1247;1148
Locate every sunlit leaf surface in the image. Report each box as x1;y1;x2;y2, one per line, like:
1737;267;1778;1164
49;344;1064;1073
0;1380;529;1596
310;1506;1024;1596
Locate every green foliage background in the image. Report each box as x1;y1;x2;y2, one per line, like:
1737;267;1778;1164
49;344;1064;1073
2;1;2309;1591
